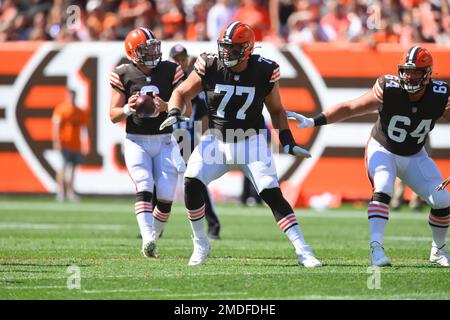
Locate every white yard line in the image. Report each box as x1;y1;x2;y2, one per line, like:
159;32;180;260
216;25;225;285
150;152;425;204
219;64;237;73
385;236;431;241
82;288;166;293
0;202;429;220
0;222;124;230
2;285;68;290
0;202;131;213
161;291;247;298
1;267;443;283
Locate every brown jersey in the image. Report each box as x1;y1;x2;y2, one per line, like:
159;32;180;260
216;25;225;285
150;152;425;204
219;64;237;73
110;61;184;135
371;75;450;156
194;53;280;137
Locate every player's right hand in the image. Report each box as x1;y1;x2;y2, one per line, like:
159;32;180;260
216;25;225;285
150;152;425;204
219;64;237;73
286;111;314;129
127;93;139;112
436;176;450;191
159;108;189;130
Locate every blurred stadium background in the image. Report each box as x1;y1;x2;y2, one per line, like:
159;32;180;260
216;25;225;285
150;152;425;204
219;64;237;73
0;0;449;208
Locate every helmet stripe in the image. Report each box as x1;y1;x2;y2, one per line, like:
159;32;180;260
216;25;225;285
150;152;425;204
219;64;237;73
407;46;421;64
139;28;153;40
224;21;241;41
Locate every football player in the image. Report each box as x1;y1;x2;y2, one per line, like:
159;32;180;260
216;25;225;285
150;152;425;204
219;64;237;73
160;21;321;267
288;46;450;267
169;44;222;240
109;28;186;258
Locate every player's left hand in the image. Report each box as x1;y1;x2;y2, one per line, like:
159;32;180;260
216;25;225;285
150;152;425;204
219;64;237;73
283;144;311;158
286;111;314;129
159;108;189;130
436;176;450;191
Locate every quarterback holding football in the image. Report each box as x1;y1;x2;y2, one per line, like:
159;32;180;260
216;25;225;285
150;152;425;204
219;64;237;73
109;28;186;258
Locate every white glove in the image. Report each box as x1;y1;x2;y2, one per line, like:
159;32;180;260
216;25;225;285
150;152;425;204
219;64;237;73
159;109;190;131
283;144;311;158
286;111;314;129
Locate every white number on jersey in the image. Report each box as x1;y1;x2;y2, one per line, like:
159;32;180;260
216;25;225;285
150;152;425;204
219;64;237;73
385;80;400;88
258;56;273;64
387;116;431;144
432;81;448;94
214;84;255;120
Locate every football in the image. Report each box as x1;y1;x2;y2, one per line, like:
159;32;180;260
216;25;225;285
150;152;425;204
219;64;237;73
135;94;156;115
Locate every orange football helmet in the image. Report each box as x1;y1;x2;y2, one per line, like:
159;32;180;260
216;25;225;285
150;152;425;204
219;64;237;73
217;21;255;68
125;28;161;68
398;46;433;93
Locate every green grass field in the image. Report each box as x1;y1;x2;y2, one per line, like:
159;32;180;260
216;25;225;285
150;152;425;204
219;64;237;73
0;197;449;300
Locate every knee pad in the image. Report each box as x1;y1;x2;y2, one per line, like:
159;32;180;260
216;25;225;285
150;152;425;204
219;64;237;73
259;188;293;220
371;192;391;205
184;177;205;210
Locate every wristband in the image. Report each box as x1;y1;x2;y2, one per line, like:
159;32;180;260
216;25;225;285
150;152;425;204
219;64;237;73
123;104;133;116
168;108;181;117
313;113;327;126
279;129;295;147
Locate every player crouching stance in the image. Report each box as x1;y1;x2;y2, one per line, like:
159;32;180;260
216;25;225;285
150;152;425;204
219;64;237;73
288;46;450;267
160;22;321;267
109;28;185;258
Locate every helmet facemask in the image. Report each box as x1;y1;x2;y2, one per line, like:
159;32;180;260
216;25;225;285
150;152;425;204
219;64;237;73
134;39;161;68
398;64;431;93
218;41;249;68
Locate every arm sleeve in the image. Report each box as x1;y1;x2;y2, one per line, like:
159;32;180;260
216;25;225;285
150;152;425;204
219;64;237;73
110;70;126;93
269;64;280;83
194;54;207;78
172;64;184;86
446;96;450;110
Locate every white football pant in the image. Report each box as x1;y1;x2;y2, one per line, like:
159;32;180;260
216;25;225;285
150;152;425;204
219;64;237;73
124;133;186;201
185;133;279;193
366;138;450;209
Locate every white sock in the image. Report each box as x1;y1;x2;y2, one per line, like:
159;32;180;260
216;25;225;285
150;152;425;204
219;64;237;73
285;224;308;254
190;217;207;239
187;205;207;239
136;212;154;243
369;217;388;245
429;212;449;248
430;226;448;249
153;219;165;239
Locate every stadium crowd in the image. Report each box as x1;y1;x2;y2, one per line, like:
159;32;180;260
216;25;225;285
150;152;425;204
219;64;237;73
0;0;449;44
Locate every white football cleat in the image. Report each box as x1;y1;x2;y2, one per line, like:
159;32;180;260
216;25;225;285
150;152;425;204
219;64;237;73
188;236;211;266
297;245;322;268
142;240;159;258
430;244;449;267
370;242;391;266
